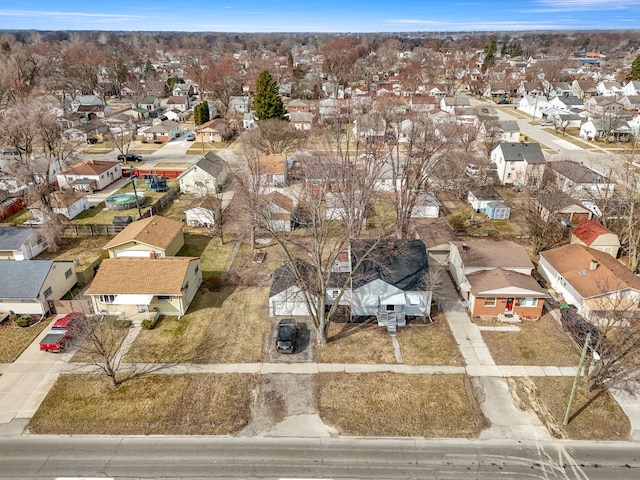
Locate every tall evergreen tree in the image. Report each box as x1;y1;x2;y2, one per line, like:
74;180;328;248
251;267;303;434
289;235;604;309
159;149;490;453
253;70;286;120
193;101;209;126
628;53;640;81
482;35;497;72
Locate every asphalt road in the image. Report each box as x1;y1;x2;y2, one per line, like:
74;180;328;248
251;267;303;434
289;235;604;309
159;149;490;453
1;436;639;479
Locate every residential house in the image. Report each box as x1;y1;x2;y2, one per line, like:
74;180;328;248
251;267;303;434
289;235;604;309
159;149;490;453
185;196;222;229
77;104;111;120
102;215;184;258
195;119;232;143
30;190;90;221
623;81;640;96
517;95;549;118
178;152;230;195
319;98;341;117
517;80;544;98
620;95;640;114
85;257;202;316
0;226;46;260
490;142;546;188
0;260;77;315
537;190;593;225
56;160;122;191
408;95;438;113
498;120;520;142
548;160;614;198
571;220;620;258
288;112;313;130
171;82;193;97
538;244;640;319
71;95;103;112
135;96;162;117
353;113;386;140
440;96;471;114
228;96;251;114
571;78;598;101
262;191;296;232
243;111;257;129
248;154;287;187
286;99;311;113
551;82;572;98
165;96;189;112
596;80;624;97
549;95;584;111
448;240;545;319
141;119;181;142
546;110;583;129
584;96;625;116
579;117;633;142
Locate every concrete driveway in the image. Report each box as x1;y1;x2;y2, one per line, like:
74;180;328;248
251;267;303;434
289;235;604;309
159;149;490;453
0;318;71;428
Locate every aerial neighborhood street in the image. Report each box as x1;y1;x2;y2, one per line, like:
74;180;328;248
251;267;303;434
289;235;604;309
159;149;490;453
1;26;640;480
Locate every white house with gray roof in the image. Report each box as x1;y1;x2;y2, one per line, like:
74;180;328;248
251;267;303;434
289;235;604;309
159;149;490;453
178;152;230;195
490;142;546;188
0;227;46;260
548;160;615;198
0;260;77;315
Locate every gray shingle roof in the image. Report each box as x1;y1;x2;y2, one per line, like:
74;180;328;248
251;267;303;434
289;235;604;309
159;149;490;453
196;152;229;177
499;120;520;132
0;260;54;299
0;227;35;251
498;142;546;164
548;160;610;184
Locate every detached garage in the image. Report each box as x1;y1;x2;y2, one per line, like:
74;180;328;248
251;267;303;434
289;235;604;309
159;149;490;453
103;215;184;259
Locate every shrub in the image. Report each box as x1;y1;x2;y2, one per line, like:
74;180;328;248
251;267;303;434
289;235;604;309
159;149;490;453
141;318;157;330
16;316;33;327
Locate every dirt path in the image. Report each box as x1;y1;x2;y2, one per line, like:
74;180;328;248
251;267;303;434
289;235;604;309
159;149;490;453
239;374;336;437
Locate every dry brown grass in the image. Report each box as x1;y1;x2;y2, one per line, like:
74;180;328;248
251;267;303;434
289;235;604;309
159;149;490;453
480;314;580;366
34;236;105;269
510;377;630;441
318;373;488;437
126;286;270;363
27;373;258;435
398;315;464;365
0;319;50;363
315;320;396;363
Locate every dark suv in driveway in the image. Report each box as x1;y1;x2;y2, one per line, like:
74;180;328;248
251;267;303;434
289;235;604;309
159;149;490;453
275;318;297;353
117;153;143;162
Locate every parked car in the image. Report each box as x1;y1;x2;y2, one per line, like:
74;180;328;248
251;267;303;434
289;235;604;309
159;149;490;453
117;153;143;162
86;136;99;144
186;132;196;141
275;318;297;353
540;121;553;127
1;148;19;155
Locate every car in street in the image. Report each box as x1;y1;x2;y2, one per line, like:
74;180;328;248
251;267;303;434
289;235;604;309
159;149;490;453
1;148;19;155
117;153;143;162
275;318;297;354
186;132;196;141
540;121;554;127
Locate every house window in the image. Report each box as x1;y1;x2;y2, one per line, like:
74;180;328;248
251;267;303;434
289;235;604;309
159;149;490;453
386;304;395;311
183;282;189;291
65;268;72;279
520;297;537;307
43;287;53;298
484;297;497;307
157;295;171;301
331;290;339;299
195;265;199;274
99;294;116;304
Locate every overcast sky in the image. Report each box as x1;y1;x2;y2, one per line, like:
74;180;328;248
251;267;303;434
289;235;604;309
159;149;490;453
0;0;639;32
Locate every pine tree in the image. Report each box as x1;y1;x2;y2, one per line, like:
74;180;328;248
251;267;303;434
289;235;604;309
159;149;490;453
482;35;497;72
628;53;640;81
193;101;209;126
253;70;286;120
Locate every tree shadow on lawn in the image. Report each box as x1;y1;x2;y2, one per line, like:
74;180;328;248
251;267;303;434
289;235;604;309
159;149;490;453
568;388;605;424
327;317;382;343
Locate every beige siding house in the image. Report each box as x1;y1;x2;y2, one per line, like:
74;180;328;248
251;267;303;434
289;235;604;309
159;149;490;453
85;257;202;316
103;215;184;258
571;220;620;258
0;260;77;315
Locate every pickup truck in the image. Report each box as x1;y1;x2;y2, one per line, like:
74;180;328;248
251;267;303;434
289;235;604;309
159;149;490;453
39;312;86;352
39;331;68;352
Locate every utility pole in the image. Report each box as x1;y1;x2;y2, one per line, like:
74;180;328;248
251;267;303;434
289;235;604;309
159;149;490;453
564;332;592;425
131;168;143;219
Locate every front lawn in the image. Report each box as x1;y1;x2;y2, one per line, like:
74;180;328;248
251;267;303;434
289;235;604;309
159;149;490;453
315;320;396;364
398;315;464;365
318;373;488;437
27;373;258;435
126;286;270;363
0;318;50;363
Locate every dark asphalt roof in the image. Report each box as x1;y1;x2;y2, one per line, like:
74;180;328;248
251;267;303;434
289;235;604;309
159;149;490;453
350;239;428;291
498;142;546;164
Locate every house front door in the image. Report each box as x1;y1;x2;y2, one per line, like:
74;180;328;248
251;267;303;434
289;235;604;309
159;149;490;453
505;298;514;312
